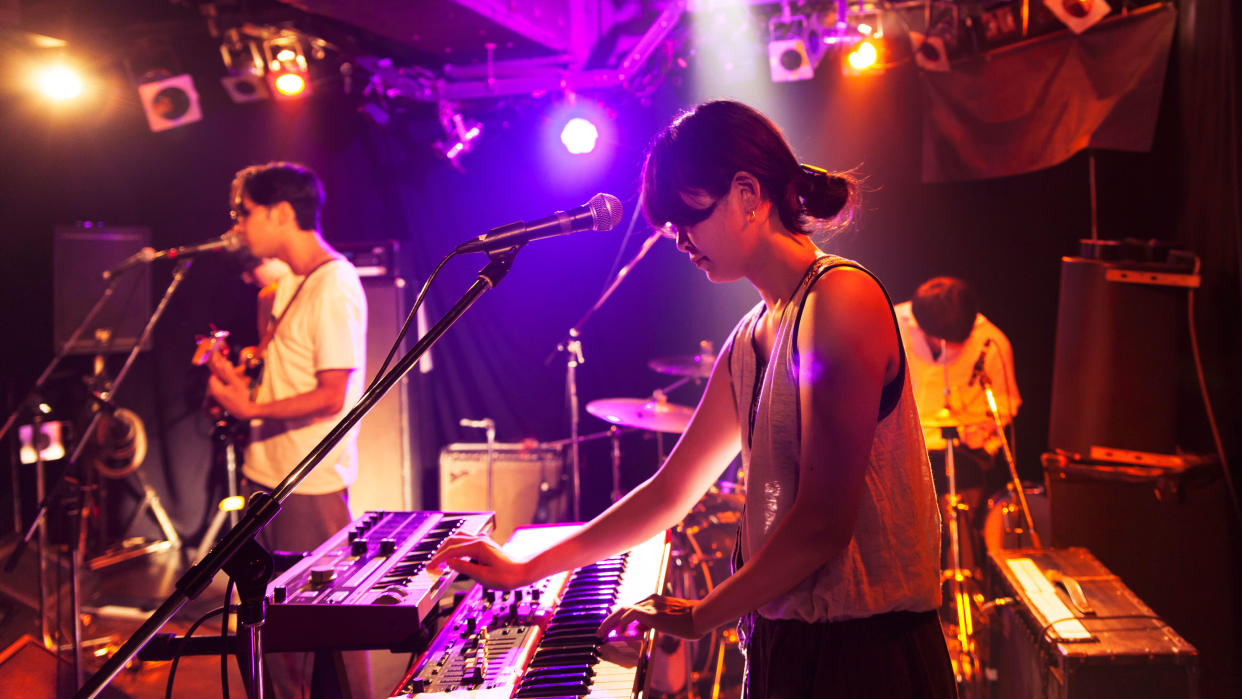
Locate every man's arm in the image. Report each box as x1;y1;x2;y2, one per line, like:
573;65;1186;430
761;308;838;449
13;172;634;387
207;368;353;421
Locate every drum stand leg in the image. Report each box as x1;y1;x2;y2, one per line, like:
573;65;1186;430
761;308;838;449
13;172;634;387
941;429;983;695
87;470;181;570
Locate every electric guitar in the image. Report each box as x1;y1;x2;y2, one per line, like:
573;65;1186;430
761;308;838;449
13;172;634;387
193;328;264;422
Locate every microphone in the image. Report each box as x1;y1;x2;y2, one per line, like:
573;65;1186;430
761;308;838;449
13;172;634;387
967;338;994;387
459;418;494;430
454;193;623;254
103;232;243;279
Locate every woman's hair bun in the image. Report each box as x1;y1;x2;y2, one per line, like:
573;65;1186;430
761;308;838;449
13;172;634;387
797;163;851;220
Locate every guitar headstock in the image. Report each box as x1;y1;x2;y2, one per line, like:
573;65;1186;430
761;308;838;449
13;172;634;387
192;328;231;367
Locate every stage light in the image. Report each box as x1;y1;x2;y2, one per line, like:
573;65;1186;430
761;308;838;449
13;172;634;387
768;11;822;83
263;32;311;100
846;40;878;72
137;73;202;132
560;117;599;155
219;29;269;103
35;65;83;101
1045;0;1111;34
273;72;306;96
435;103;482;171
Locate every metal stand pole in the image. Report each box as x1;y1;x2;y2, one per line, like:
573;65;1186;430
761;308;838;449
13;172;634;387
981;372;1040;548
32;413;52;649
608;426;622;503
565;332;583;521
553;227;663;521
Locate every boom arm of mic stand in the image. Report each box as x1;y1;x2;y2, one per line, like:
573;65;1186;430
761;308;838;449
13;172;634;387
569;227;662;340
76;247;521;699
981;372;1041;548
0;275;124;446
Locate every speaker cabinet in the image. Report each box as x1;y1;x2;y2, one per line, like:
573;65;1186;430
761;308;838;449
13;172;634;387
1047;256;1186;455
53;225;151;355
1046;461;1242;699
439;443;566;542
350;277;417;514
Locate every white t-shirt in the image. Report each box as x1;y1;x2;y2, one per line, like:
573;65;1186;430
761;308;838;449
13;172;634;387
893;301;1021;452
244;259;367;494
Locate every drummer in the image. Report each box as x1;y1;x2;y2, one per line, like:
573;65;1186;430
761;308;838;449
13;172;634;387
431;99;956;698
894;276;1022;569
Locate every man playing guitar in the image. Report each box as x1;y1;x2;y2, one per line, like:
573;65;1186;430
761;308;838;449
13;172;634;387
205;162;369;698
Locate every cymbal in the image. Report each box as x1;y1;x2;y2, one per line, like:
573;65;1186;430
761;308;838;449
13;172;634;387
586;397;693;434
921;409;965;429
648;355;714;378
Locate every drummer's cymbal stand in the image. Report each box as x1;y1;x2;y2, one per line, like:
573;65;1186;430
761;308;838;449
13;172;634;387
937;419;983;692
934;340;984;696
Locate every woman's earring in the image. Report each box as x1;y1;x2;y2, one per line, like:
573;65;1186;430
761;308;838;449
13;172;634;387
747;209;756;222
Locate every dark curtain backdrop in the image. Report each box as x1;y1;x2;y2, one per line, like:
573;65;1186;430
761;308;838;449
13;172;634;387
1;1;1237;563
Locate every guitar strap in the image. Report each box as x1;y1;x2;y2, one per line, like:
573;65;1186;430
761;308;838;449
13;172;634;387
250;256;339;377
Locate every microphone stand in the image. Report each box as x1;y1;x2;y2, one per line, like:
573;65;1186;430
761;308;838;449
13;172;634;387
76;247;521;699
980;369;1041;548
0;273;124;446
6;259;194;689
553;228;663;520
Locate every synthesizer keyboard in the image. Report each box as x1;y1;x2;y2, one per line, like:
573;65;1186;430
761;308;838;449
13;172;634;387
390;524;670;698
263;510;495;652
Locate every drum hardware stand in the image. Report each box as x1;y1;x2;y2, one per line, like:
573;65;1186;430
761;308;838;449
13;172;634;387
77;246;522;698
551;223;662;521
86;393;180;572
459;417;497;509
932;339;984;694
979;369;1040;548
213;415;245;530
608;426;623;502
86;468;181;570
189;413;250;566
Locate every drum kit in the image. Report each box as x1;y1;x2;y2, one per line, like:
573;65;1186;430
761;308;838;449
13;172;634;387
578;341;746;699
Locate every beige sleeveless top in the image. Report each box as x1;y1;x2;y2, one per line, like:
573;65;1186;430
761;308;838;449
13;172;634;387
726;255;941;623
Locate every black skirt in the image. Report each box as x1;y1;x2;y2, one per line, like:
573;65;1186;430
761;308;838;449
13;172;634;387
742;610;958;699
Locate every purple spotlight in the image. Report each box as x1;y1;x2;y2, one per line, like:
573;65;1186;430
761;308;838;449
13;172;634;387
560;117;599;155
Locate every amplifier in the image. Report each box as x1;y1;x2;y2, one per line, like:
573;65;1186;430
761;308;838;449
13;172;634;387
439;443;566;542
988;547;1198;699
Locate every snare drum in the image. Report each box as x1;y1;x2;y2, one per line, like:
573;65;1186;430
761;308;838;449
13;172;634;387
983;485;1050;551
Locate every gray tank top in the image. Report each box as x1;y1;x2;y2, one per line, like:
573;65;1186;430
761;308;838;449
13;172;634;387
726;254;942;623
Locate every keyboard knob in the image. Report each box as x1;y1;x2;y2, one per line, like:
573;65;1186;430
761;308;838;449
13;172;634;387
309;566;336;589
375;586;406;605
380;538;397;556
